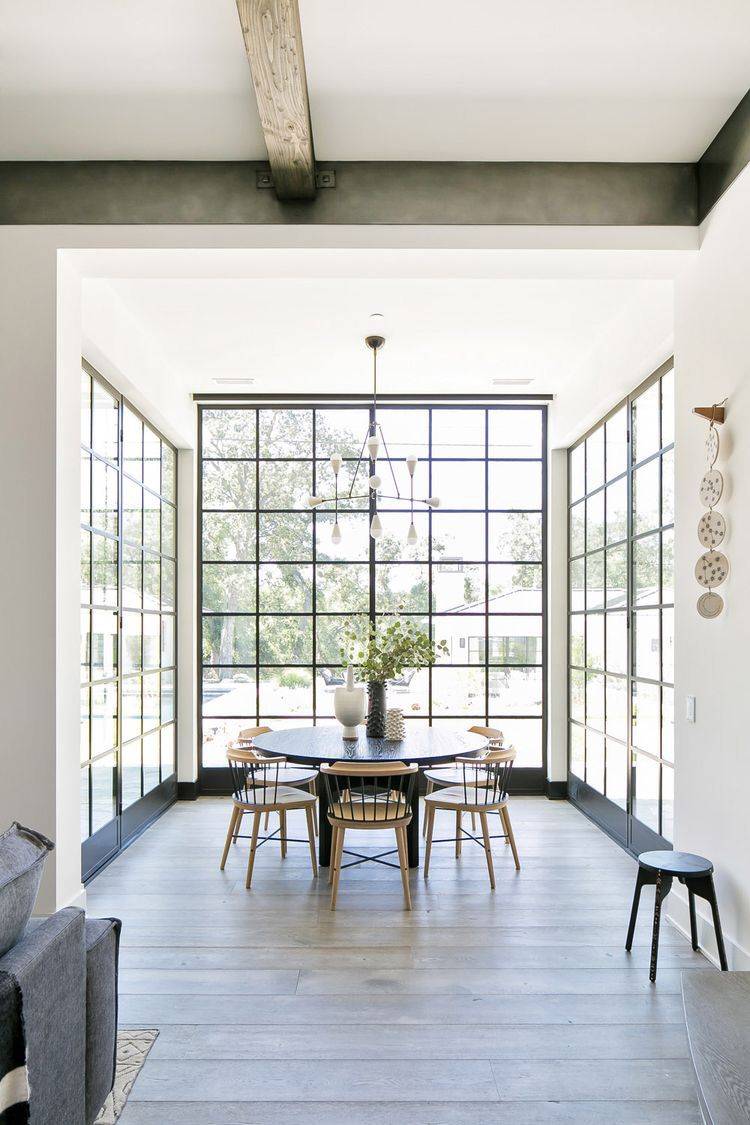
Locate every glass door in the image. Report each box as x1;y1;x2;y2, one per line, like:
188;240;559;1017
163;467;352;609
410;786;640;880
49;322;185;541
80;363;178;880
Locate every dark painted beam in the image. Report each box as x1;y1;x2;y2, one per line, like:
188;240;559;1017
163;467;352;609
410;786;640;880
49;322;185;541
0;160;696;226
698;89;750;222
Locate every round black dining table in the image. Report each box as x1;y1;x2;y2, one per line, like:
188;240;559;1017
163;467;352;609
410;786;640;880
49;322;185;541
252;726;488;868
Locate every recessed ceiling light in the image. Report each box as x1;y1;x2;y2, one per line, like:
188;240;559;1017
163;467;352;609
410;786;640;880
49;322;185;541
492;377;534;386
212;378;257;385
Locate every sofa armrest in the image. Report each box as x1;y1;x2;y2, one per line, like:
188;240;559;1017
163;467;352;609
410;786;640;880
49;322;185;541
84;917;121;1125
0;907;86;1125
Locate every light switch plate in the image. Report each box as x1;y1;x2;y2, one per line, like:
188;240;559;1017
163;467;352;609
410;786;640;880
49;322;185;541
686;695;696;723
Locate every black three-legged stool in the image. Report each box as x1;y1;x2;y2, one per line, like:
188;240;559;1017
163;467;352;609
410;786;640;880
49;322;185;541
625;850;728;981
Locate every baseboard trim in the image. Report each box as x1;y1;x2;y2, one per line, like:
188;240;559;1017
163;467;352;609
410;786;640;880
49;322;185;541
666;889;750;971
177;781;200;800
545;780;567;800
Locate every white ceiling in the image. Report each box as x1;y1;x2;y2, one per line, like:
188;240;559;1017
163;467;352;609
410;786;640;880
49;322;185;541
3;0;749;160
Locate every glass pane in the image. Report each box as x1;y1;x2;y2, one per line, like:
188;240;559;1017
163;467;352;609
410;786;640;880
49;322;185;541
432;513;486;560
161;669;175;724
258;616;312;664
433;616;484;664
91;682;117;755
377;409;429;459
92;380;119;463
259;667;313;715
633;752;660;833
161;615;175;668
634;608;660;680
570;502;585;557
143;426;161;494
315;512;369;562
634;533;660;606
586;671;605;732
586;490;604;553
122;611;141;674
606;611;627;676
570;723;585;777
202;563;256;613
202;615;256;666
123;478;143;544
162;442;176;502
142;672;160;733
488;667;542;715
662;529;674;604
432;564;484;614
91;753;116;833
375;564;429;613
80;687;90;762
606;739;627;808
570;444;585;503
605;407;628;481
570;558;585;613
143;613;160;671
605;544;627;609
316;563;368;613
662;449;674;525
585;613;604;671
316;615;366;664
143;730;160;795
490;512;542;562
81;450;91;525
202;461;255;510
257;563;313;613
202;409;256;458
80;768;90;841
315;459;373;511
91;609;118;681
260;410;312;458
202;718;253;768
92;533;118;606
586;730;604;793
632;681;660;756
122;544;142;609
488;564;542;613
122;740;142;809
162;501;176;557
81;368;91;447
632;381;660;464
202;512;256;561
570;669;585;723
81;529;91;604
80;609;90;680
258;513;312;562
202;668;257;718
569;615;584;668
123;405;143;481
160;723;176;779
606;477;627;545
606;675;628;742
431;409;484;457
143;490;160;554
488;409;541;459
586;551;604;611
430;461;485;510
91;459;118;535
662;608;674;684
161;559;175;611
585;428;604;492
488;462;541;510
122;677;141;743
315;409;370;458
144;553;160;610
259;461;312;510
431;667;486;715
488;717;542;768
375;513;429;562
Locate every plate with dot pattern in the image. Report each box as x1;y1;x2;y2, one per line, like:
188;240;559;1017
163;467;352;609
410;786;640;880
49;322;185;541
697;510;726;549
705;426;720;466
699;469;724;508
695;550;729;588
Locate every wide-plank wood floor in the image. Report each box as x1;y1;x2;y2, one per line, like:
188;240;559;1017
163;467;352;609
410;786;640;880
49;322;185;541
86;796;707;1123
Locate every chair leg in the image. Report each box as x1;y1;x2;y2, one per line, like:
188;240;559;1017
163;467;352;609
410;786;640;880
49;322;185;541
328;825;338;884
305;806;318;878
706;877;729;971
471;811;477;832
625;867;647;952
688;890;699;951
264;810;271;831
220;805;240;870
232;807;243;844
309;780;318;834
501;806;520;871
396;826;412;910
280;810;287;858
455;811;462;858
424;806;435;879
649;871;666;982
479;812;495;890
245;811;261;889
330;827;345;910
423;779;434;836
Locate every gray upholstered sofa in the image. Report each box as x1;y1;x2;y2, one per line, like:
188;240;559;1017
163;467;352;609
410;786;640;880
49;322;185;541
0;824;120;1124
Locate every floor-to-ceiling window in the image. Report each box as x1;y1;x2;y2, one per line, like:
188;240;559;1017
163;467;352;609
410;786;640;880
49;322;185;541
568;360;674;851
80;362;177;879
198;402;547;791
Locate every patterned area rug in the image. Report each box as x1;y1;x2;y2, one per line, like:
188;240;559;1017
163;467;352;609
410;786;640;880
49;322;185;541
94;1029;159;1124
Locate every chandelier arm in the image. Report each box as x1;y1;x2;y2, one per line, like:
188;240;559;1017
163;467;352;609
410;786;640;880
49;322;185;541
347;426;371;500
376;423;401;499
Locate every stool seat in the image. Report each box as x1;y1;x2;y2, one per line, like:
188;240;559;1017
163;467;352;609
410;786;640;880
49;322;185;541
638;850;713;877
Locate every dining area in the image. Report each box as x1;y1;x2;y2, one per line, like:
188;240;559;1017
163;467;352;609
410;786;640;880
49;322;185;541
219;722;520;908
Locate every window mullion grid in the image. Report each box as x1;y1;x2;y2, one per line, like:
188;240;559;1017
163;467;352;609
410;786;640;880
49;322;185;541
626;396;634;842
255;409;260;725
427;407;433;724
484;408;489;726
312;409;318;723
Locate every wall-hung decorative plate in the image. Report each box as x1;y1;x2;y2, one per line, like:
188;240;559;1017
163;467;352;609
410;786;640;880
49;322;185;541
697;591;724;619
697;510;726;549
695;550;729;588
705;426;720;466
699;469;724;508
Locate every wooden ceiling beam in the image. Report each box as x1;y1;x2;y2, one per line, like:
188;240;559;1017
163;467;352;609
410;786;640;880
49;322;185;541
236;0;316;201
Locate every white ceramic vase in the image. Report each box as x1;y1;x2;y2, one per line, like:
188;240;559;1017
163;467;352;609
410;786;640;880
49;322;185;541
334;667;366;739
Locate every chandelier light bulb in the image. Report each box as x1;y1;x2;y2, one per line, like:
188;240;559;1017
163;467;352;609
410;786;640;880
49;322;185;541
368;474;381;490
369;514;383;540
426;496;441;508
406;521;418;545
367;312;386;338
406;455;418;477
366;435;380;462
329;453;343;475
331;521;342;545
307;495;324;508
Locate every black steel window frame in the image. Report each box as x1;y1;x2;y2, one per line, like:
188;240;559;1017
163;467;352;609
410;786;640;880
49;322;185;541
197;400;548;794
80;360;178;881
567;358;674;854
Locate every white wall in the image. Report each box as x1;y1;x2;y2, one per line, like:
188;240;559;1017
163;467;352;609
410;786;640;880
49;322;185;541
670;165;750;969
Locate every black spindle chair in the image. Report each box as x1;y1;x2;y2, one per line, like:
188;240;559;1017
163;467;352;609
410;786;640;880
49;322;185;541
320;762;418;910
220;746;318;889
423;747;519;889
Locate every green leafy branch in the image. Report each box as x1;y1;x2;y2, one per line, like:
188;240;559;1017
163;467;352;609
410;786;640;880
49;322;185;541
338;610;448;683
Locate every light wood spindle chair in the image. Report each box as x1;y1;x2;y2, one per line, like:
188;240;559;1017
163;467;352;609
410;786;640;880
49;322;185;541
423;746;519;889
320;762;418;911
235;726;318;839
422;725;504;839
220;747;318;888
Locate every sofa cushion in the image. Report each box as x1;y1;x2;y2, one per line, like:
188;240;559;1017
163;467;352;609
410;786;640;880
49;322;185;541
0;823;54;956
84;916;121;1125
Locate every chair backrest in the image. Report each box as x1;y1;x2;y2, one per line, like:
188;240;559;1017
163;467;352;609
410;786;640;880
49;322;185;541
237;725;273;744
227;744;286;803
455;745;516;804
468;724;503;745
320;761;418;823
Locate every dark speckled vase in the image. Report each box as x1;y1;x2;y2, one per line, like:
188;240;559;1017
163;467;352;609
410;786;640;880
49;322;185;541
366;681;387;738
